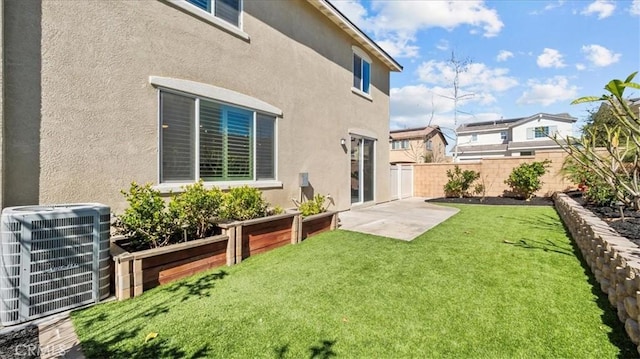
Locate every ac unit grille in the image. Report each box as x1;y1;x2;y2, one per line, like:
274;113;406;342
29;292;93;317
32;236;93;251
32;216;93;230
0;203;111;325
32;225;93;241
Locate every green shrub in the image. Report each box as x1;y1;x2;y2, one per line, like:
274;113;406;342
115;182;177;249
505;160;551;200
220;186;269;221
443;166;481;198
298;194;330;217
562;157;616;206
168;181;224;239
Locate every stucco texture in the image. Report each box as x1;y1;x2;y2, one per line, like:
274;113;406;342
3;0;393;212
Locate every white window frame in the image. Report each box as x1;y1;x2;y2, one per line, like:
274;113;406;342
150;77;281;193
351;46;372;100
500;131;507;140
165;0;249;41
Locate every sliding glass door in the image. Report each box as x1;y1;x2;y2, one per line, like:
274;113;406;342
350;136;375;205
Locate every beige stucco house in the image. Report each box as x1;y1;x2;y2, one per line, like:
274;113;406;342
389;126;448;164
0;0;402;212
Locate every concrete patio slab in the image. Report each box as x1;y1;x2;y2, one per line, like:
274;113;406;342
338;197;459;241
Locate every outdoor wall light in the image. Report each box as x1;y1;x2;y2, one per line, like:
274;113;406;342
340;138;346;145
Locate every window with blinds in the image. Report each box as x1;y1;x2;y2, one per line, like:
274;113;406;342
353;52;371;94
186;0;241;27
160;91;275;183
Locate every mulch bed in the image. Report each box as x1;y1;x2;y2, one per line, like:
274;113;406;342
427;194;640;244
426;196;554;206
0;324;39;359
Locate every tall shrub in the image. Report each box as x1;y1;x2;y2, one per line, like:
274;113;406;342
115;182;177;249
220;186;269;221
169;181;224;239
443;165;481;198
553;72;640;209
505;160;551;200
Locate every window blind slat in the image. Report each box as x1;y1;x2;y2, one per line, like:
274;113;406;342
161;92;195;182
353;54;362;89
186;0;211;12
199;100;224;180
215;0;240;26
226;108;252;179
256;114;275;180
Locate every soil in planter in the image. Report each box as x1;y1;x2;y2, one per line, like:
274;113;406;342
573;195;640;244
0;325;39;359
426;196;554;206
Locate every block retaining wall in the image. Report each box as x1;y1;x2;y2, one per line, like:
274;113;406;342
554;193;640;351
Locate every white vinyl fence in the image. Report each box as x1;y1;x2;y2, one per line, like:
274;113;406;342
390;164;413;200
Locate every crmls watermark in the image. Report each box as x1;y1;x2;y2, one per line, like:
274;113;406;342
14;343;68;357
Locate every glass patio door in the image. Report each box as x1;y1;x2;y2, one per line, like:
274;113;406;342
350;136;375;205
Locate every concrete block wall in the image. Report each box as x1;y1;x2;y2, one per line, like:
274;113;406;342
554;193;640;352
414;150;574;198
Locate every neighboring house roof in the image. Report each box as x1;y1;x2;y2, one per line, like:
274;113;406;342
390;126;448;145
456;113;577;134
454;139;570;154
309;0;402;72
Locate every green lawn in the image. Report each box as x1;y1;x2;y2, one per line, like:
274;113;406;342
72;204;635;358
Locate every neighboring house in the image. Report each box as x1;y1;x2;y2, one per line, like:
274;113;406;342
389;126;448;164
454;113;576;161
0;0;402;212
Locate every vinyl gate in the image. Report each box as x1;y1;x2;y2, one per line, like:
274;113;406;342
390;164;413;200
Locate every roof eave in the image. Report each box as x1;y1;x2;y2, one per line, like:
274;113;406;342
309;0;403;72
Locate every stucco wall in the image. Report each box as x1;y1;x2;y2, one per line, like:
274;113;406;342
389;135;447;164
4;0;393;212
458;130;505;147
414;149;575;198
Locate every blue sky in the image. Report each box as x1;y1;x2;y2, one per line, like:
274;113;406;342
331;0;640;141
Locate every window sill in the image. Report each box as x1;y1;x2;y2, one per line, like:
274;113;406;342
351;87;373;101
162;0;250;42
154;180;283;194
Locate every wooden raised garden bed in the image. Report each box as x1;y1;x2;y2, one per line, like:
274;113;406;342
111;234;230;300
218;212;299;264
300;211;338;241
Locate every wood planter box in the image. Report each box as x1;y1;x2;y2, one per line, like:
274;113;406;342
218;212;299;264
111;234;230;300
300;211;338;240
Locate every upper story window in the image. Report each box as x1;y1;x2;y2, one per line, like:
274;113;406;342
471;134;478;142
186;0;241;27
352;46;371;96
391;140;409;150
426;139;432;150
500;131;507;140
526;125;557;139
160;90;275;184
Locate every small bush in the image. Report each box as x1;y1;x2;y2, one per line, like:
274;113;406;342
443;166;481;198
169;181;224;239
298;194;330;217
505;160;551;200
115;182;177;249
562;158;616;206
220;186;269;221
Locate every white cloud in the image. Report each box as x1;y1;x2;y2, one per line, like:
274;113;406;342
581;0;616;19
536;48;566;68
630;0;640;16
436;39;449;51
496;50;514;62
389;85;503;130
332;0;504;58
517;76;579;106
581;44;621;67
530;1;565;15
417;60;518;93
576;63;586;71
